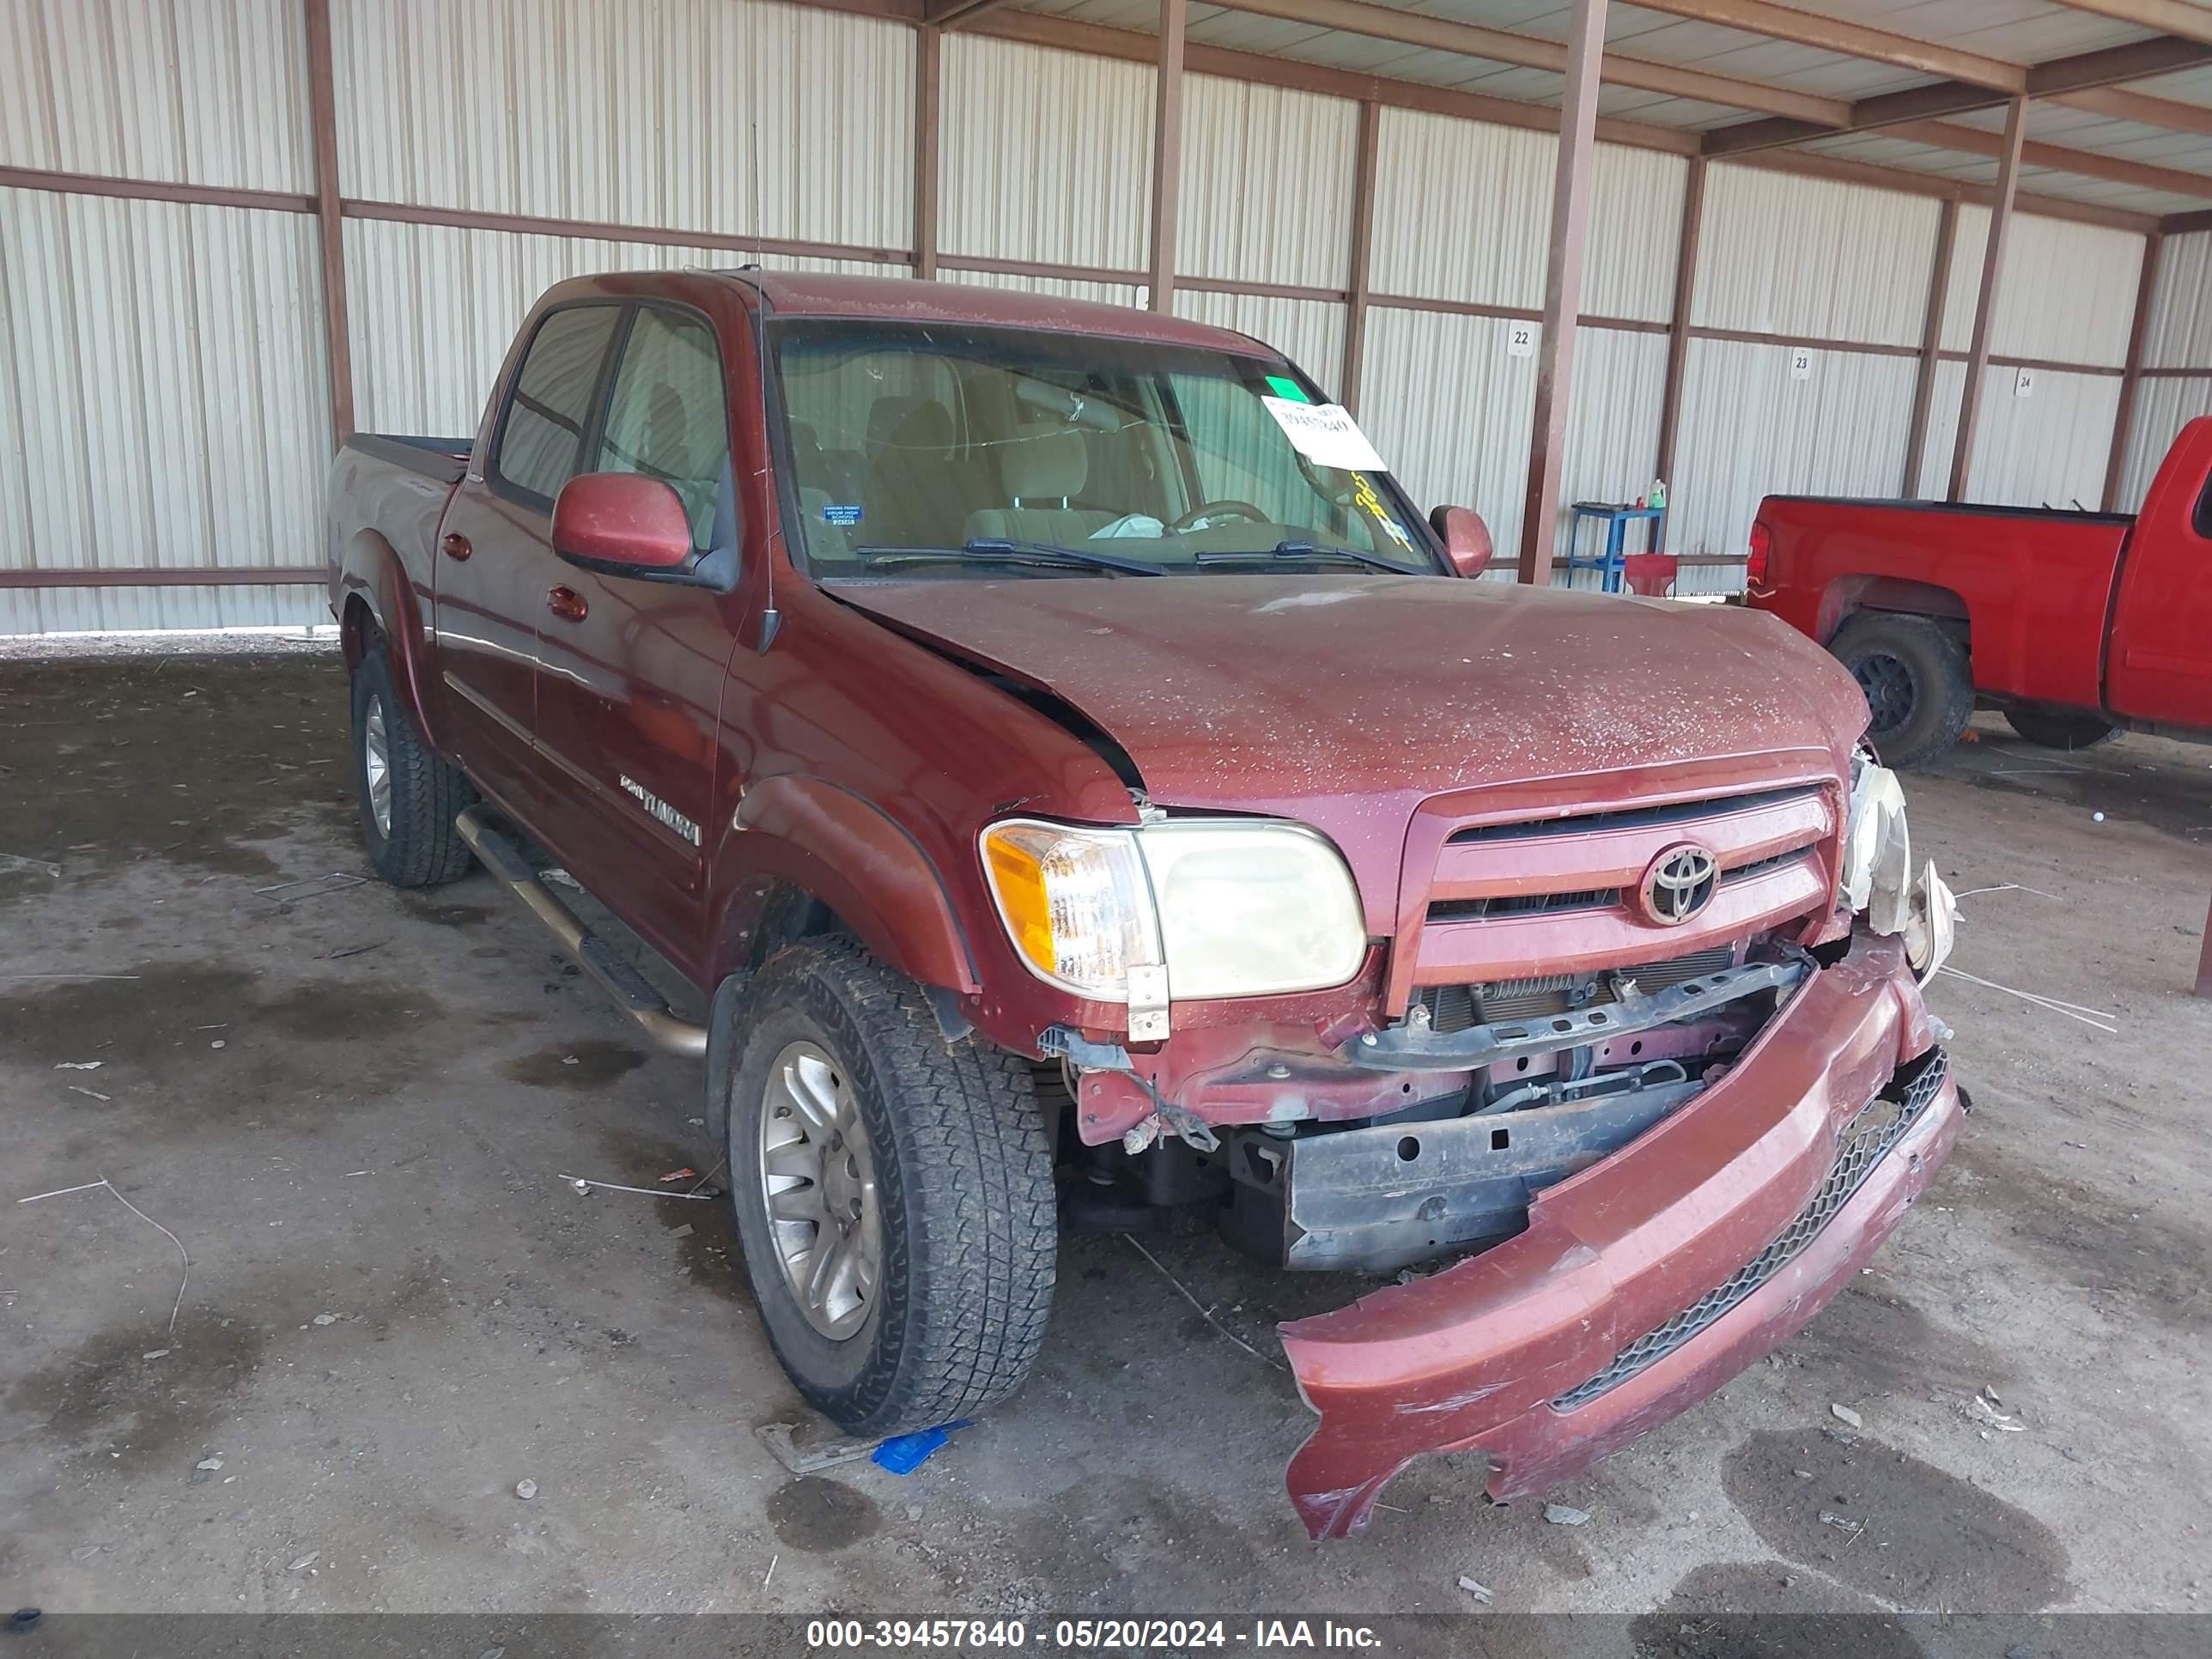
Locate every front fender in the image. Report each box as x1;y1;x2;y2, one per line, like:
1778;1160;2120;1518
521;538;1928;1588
708;775;980;997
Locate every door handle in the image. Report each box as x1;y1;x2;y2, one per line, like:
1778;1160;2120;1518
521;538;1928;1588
441;532;472;561
547;585;588;623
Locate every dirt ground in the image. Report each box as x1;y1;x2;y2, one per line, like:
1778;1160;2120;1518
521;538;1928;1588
3;646;2209;1648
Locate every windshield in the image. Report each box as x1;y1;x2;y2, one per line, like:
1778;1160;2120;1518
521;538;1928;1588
768;319;1437;577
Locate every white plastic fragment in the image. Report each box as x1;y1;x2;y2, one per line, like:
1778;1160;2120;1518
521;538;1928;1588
1456;1575;1492;1603
1830;1402;1863;1429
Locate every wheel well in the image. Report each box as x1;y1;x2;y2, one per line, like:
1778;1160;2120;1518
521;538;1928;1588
742;878;845;979
340;592;380;670
1820;576;1971;648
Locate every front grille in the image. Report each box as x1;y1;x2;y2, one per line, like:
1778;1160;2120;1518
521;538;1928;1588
1413;945;1739;1034
1445;785;1823;845
1550;1047;1948;1413
1429;887;1620;923
1722;849;1814;885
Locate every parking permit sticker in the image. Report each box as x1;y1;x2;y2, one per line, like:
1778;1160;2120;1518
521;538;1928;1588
1262;398;1388;473
823;503;863;526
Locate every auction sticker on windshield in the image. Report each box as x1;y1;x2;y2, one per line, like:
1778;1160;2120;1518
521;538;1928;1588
1261;398;1388;473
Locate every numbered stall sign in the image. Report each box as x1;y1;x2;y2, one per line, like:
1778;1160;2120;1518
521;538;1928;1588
1789;347;1813;382
1506;322;1535;358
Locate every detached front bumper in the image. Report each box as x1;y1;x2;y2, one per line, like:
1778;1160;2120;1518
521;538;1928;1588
1279;931;1959;1540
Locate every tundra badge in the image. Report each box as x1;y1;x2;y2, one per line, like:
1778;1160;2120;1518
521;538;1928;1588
619;776;702;847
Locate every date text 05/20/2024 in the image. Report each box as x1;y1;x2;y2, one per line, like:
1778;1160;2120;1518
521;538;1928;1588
805;1620;1384;1650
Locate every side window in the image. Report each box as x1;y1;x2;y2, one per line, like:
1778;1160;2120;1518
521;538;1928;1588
493;306;623;506
2196;471;2212;540
593;308;732;549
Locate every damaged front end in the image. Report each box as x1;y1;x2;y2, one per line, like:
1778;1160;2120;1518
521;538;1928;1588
1278;928;1958;1537
1008;755;1961;1538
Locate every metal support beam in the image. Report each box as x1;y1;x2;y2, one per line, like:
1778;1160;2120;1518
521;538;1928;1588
1948;98;2027;504
1340;100;1381;414
1209;0;1850;126
1653;155;1705;549
1626;0;2027;92
914;24;941;279
1704;35;2212;157
2041;0;2212;47
1517;0;1607;585
1147;0;1185;313
303;0;354;448
2105;231;2164;512
1903;198;1959;496
1885;118;2212;202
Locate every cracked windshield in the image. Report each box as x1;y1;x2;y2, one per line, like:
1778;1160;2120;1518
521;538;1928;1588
771;319;1437;578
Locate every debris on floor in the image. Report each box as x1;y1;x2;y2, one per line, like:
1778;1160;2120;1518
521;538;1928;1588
756;1420;885;1476
1830;1402;1864;1429
1820;1511;1865;1536
1543;1504;1590;1527
16;1176;191;1336
561;1174;715;1201
1455;1575;1492;1604
514;1480;538;1500
872;1421;971;1476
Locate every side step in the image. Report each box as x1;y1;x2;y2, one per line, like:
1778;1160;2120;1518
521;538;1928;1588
455;805;708;1059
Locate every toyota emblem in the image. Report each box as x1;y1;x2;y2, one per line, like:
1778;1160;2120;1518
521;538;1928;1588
1639;843;1719;926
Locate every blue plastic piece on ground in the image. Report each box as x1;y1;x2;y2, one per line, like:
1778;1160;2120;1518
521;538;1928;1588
871;1419;971;1475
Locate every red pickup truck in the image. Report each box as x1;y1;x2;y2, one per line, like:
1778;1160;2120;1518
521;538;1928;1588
325;270;1961;1538
1747;418;2212;766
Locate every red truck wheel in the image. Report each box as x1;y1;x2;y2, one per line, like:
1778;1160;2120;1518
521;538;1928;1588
349;645;477;887
722;936;1056;1436
1827;613;1973;769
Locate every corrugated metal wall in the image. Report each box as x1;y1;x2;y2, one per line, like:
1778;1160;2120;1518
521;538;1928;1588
1922;208;2143;507
1;0;313;191
939;33;1152;271
1694;166;1942;349
1666;167;1938;559
0;0;2177;632
1179;76;1358;292
332;0;914;248
2121;229;2212;509
1;0;327;634
1369;112;1684;324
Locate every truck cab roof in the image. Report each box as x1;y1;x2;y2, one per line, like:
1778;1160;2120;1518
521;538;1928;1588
532;267;1279;359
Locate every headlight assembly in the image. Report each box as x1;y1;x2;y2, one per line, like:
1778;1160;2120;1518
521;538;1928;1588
1841;745;1956;983
1841;747;1912;933
980;817;1367;1035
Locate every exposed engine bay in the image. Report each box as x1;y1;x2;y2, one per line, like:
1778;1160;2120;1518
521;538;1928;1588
1054;934;1811;1273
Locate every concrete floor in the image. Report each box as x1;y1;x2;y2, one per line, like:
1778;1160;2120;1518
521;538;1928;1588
3;647;2209;1646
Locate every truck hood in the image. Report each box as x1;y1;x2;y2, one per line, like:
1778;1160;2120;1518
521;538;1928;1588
836;574;1864;927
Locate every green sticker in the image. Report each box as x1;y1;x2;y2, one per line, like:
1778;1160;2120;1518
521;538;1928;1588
1265;375;1311;404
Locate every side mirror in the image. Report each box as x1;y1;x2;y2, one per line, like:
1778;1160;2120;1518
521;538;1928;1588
1430;506;1492;579
552;473;696;576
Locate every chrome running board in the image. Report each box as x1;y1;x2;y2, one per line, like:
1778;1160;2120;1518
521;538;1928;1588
454;804;708;1059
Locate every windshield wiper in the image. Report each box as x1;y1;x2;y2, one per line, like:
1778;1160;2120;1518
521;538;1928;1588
851;538;1164;577
1194;540;1413;575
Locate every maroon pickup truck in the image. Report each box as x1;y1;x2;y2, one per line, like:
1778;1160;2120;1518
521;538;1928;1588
1747;417;2212;766
326;270;1961;1538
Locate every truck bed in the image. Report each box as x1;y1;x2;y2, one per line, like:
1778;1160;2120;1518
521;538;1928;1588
345;433;471;486
1753;494;2133;710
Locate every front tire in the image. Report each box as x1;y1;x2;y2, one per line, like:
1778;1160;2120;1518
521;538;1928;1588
1828;612;1973;769
725;936;1056;1436
349;642;476;887
2005;703;2120;751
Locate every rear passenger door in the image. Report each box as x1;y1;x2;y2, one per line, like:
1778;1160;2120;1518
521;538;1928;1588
434;303;623;812
530;303;739;963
